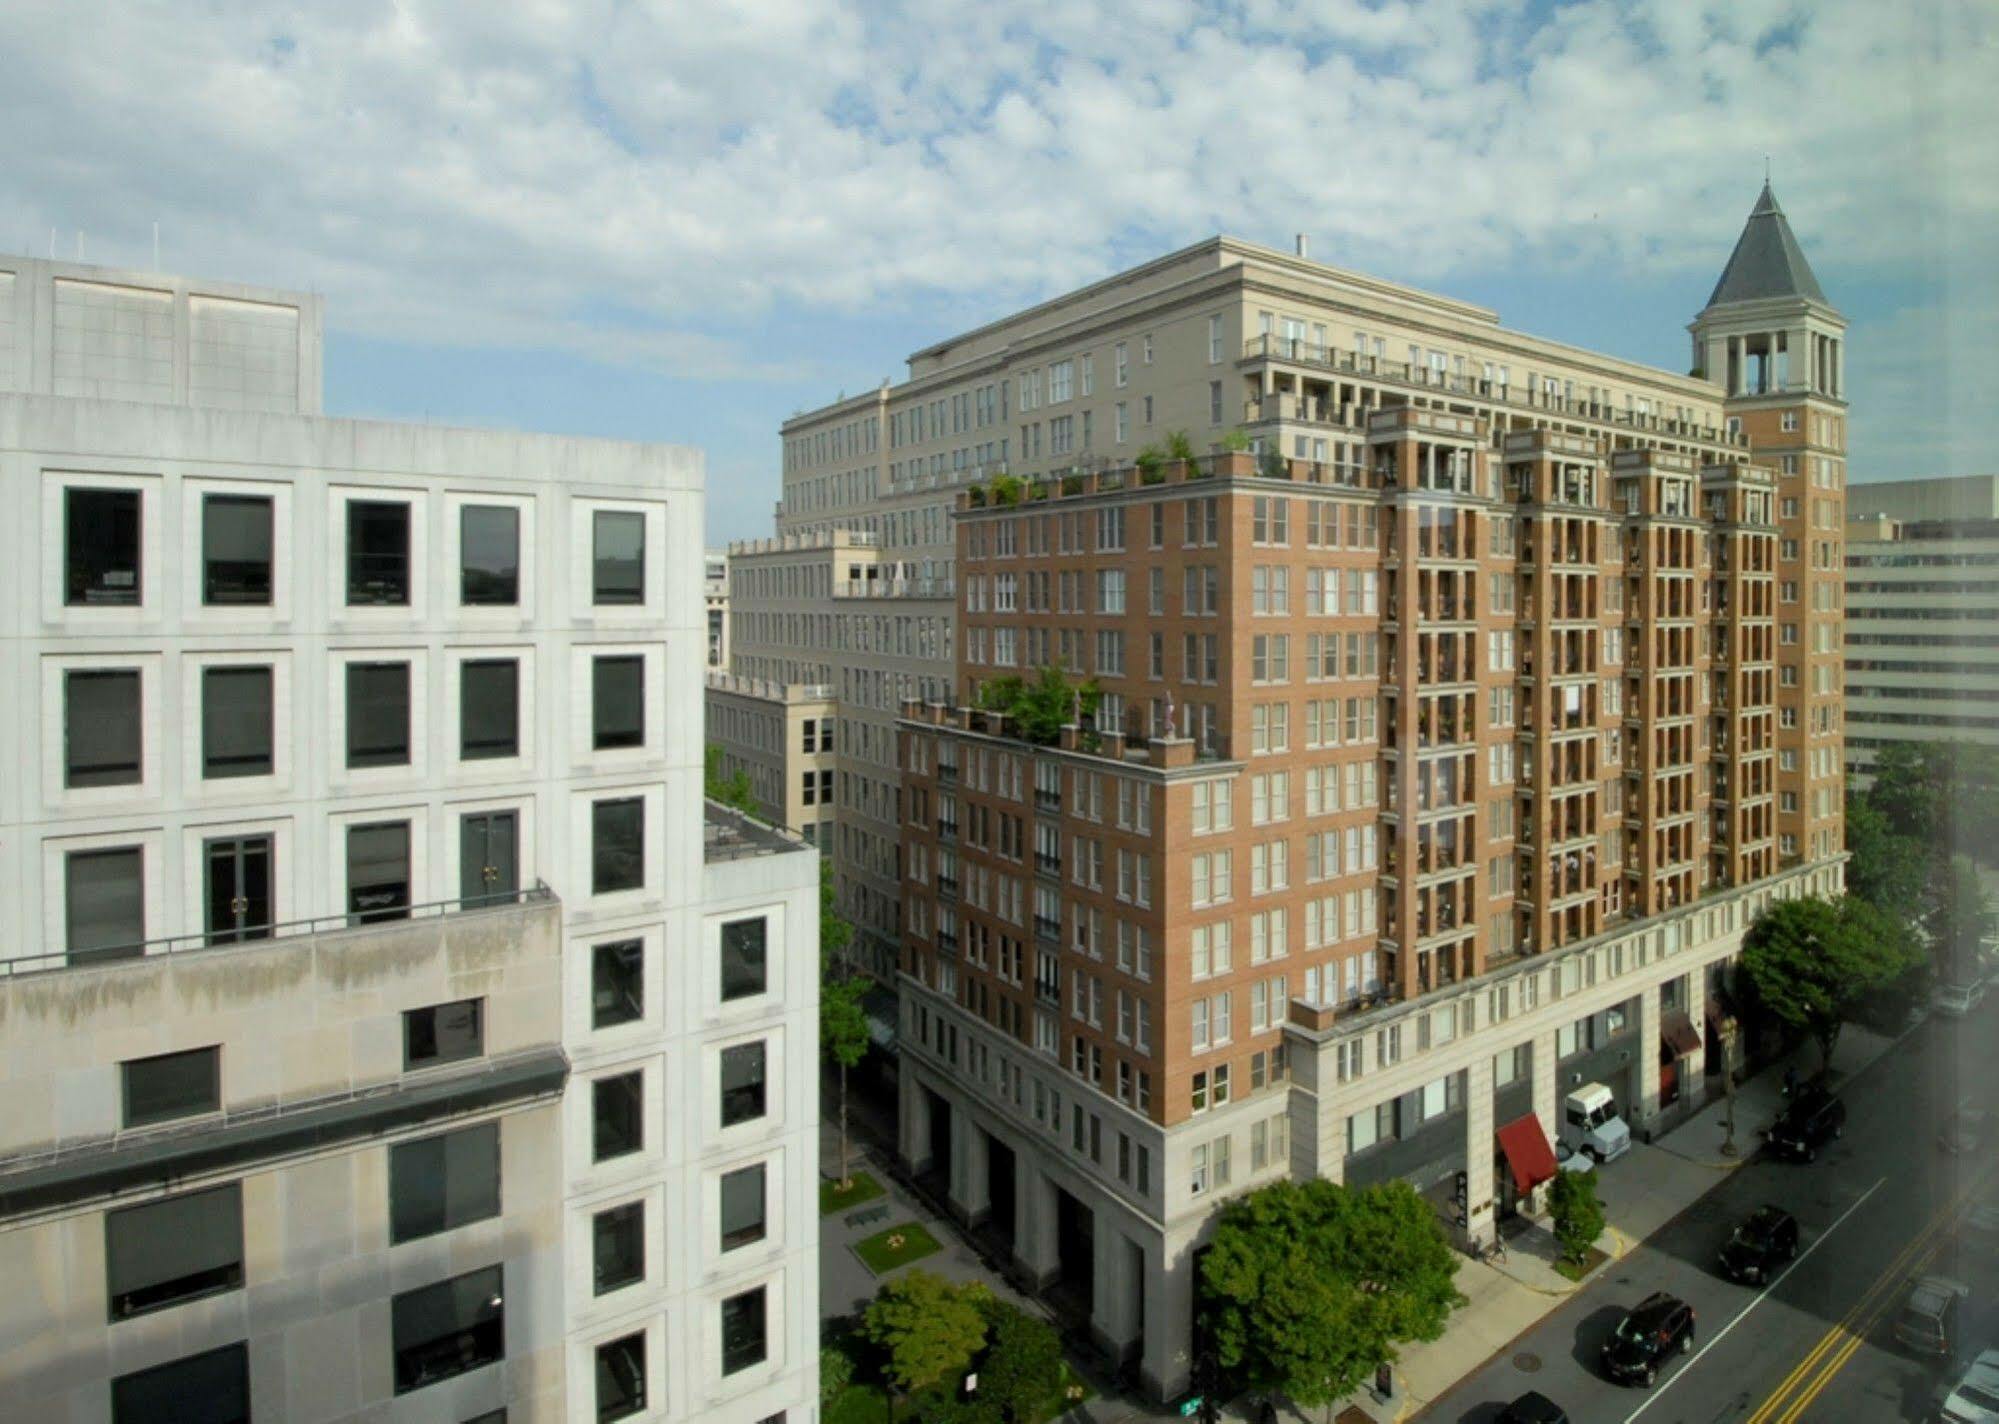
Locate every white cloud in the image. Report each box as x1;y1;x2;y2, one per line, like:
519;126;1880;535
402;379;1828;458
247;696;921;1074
0;0;1992;466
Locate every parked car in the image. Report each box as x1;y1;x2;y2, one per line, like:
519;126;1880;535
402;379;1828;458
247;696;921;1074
1555;1141;1595;1175
1765;1084;1846;1162
1497;1392;1570;1424
1939;1106;1989;1156
1962;1195;1999;1253
1894;1274;1970;1357
1718;1204;1800;1284
1936;980;1987;1018
1938;1348;1999;1423
1602;1292;1696;1386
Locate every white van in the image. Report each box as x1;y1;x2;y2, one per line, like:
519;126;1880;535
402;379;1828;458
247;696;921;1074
1560;1082;1632;1163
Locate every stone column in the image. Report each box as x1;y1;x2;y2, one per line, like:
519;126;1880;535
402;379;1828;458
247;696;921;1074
1463;1050;1496;1250
900;1066;931;1172
1145;1232;1197;1404
1014;1156;1060;1289
1637;981;1662;1126
1685;970;1709;1086
948;1108;988;1225
1091;1222;1139;1360
1531;1029;1558;1141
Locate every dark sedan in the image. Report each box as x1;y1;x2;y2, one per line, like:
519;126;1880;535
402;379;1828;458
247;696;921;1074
1719;1204;1800;1284
1497;1391;1570;1424
1603;1291;1697;1386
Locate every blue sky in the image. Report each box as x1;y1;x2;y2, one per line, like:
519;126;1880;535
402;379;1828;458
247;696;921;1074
3;0;1993;544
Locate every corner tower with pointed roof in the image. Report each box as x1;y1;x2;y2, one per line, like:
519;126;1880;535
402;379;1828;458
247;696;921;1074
1691;182;1848;874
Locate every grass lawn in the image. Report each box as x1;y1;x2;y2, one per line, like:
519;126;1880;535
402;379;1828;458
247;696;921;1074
1555;1244;1610;1282
821;1171;886;1215
853;1220;942;1274
823;1382;890;1424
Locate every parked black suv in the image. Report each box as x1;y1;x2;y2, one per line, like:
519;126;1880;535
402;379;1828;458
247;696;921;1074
1765;1083;1846;1162
1718;1205;1800;1284
1603;1292;1697;1386
1497;1392;1570;1424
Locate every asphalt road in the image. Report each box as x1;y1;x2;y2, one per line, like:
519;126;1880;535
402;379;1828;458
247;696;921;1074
1420;997;1999;1424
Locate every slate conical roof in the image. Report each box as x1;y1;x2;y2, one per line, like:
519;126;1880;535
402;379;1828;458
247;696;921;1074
1704;182;1830;309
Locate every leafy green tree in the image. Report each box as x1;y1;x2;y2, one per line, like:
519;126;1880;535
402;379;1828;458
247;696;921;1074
975;1300;1063;1424
1741;894;1923;1070
703;743;761;819
1165;429;1199;463
864;1271;990;1395
823;974;869;1187
1868;742;1951;845
1844;791;1929;923
975;665;1102;746
1201;1178;1463;1412
1548;1171;1606;1268
1926;854;1994;984
819;1346;854;1404
820;858;854;966
1220;428;1253;452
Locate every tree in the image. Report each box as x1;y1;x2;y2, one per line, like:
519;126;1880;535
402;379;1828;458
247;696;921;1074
818;858;869;1186
820;1346;854;1404
1740;894;1923;1071
1201;1179;1463;1412
1844;791;1928;923
704;743;761;819
975;665;1102;746
820;857;855;966
975;1300;1063;1424
1548;1171;1606;1268
1165;429;1199;463
1927;854;1993;984
863;1271;990;1396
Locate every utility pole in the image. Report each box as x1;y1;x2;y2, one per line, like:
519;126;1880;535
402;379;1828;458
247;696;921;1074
1719;1021;1739;1157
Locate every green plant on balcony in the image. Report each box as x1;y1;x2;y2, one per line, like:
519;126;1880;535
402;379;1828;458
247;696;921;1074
1134;445;1165;485
1027;478;1050;501
976;664;1101;746
1258;445;1289;479
967;483;988;507
1220;427;1252;452
989;472;1024;506
1061;472;1083;496
1165;429;1198;463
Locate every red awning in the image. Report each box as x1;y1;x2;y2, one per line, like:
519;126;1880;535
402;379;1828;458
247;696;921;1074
1496;1114;1558;1195
1662;1009;1702;1058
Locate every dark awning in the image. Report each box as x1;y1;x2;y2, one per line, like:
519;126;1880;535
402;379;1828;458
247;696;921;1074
1496;1114;1558;1195
1662;1009;1702;1058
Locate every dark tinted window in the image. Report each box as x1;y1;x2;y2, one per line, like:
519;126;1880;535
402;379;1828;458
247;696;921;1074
720;1042;767;1127
460;659;520;760
202;666;274;778
347;500;411;605
720;1163;766;1251
348;820;411;922
592;655;645;750
593;1201;645;1295
592;798;644;895
67;847;144;963
720;918;768;1002
404;998;484;1069
106;1184;243;1319
592;939;644;1029
596;1332;647;1422
112;1342;248;1424
122;1046;220;1128
65;669;142;787
720;1286;768;1375
593;1072;643;1161
390;1123;501;1243
593;511;645;605
203;494;273;606
391;1264;504;1394
67;487;141;606
460;505;520;606
346;661;411;768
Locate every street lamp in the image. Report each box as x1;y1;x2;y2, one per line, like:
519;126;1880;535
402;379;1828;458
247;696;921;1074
1718;1018;1739;1157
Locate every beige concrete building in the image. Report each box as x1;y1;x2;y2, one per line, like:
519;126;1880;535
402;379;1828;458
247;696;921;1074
879;189;1845;1399
707;672;839;846
705;547;730;670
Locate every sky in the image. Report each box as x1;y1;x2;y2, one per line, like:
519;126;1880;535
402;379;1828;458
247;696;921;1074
1;0;1993;545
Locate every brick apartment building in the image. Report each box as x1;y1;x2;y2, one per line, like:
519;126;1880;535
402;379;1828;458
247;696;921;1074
887;185;1848;1399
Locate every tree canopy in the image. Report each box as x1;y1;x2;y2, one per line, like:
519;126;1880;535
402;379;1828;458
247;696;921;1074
863;1270;990;1395
1926;854;1994;984
1844;793;1929;924
703;743;761;819
1548;1171;1605;1268
1200;1178;1463;1408
974;1298;1064;1424
976;665;1102;746
1740;894;1923;1068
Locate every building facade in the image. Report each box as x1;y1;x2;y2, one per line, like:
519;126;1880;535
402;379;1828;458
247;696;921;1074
0;255;818;1424
888;191;1846;1399
707;672;840;846
705;548;730;670
1843;476;1999;778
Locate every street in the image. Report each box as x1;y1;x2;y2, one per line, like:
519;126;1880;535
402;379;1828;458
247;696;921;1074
1421;998;1999;1423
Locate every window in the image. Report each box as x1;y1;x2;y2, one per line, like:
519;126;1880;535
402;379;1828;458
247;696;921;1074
721;1286;769;1375
65;668;141;787
597;1333;648;1422
593;939;644;1028
202;666;273;778
404;998;483;1069
390;1123;501;1243
721;1162;768;1250
346;661;411;768
347;820;411;922
460;504;520;605
122;1046;219;1127
347;500;411;605
112;1343;248;1424
459;659;519;760
66;487;141;606
593;510;646;605
592;797;645;894
721;917;769;1001
202;494;273;605
67;846;144;962
594;1071;645;1160
391;1264;504;1393
594;1201;645;1294
593;655;645;749
721;1041;768;1126
106;1184;243;1319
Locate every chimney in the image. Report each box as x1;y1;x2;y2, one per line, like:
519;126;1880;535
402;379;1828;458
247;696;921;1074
1296;233;1310;259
